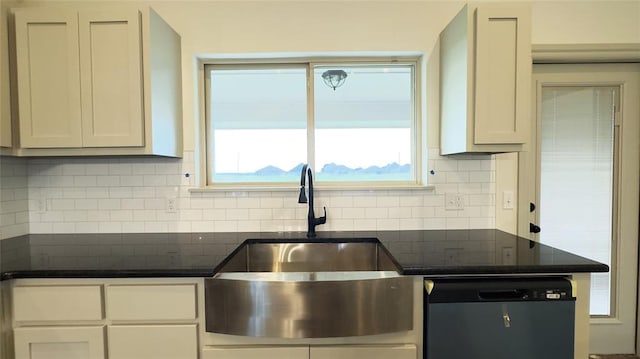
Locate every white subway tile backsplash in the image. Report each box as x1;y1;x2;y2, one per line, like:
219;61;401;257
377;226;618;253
214;198;237;209
63;210;89;222
99;199;122;210
84;164;109;176
110;210;134;221
412;206;435;218
1;149;497;236
75;199;98;210
457;160;482;171
470;171;492;183
120;175;144;187
132;163;157;175
330;196;354;208
364;207;388;219
202;209;227;220
122;221;145;233
132;210;156;221
97;176;121;187
445;171;470;183
143;175;166;186
87;210;111;221
446;217;470;229
353;196;377;208
249;208;273;220
226;209;249;220
434;159;458;172
144;198;164;210
399;218;424;230
214;220;238;232
53;222;75;233
121;199;145;210
388;207;412;219
260;197;284;209
376;196;400;207
353;219;376;229
236;197;260;209
51;199;75;211
342;207;365;219
179;209;204;221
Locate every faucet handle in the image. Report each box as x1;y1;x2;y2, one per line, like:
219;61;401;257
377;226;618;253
318;207;327;224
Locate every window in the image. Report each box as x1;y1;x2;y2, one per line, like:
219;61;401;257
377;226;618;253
204;59;419;187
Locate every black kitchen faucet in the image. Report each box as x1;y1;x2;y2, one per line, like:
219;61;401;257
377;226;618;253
298;164;327;237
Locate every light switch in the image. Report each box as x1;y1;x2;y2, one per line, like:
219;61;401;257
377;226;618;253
502;191;514;209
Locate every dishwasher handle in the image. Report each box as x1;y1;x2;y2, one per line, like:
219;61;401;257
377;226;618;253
478;289;527;301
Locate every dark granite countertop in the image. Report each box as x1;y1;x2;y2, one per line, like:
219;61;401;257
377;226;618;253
0;230;608;281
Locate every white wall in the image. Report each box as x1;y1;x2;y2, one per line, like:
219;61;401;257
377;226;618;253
0;0;638;235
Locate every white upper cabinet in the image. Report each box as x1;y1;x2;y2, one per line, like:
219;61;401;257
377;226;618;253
439;4;531;155
14;9;83;148
11;6;182;157
79;10;144;148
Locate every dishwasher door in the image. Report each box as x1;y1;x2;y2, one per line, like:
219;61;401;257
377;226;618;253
425;277;575;359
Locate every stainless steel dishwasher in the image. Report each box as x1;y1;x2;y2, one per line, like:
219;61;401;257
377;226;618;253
424;277;575;359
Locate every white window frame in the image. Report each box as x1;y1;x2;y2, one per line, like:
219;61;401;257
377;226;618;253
201;56;423;189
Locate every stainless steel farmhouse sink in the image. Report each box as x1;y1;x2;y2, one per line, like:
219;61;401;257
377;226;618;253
205;239;413;338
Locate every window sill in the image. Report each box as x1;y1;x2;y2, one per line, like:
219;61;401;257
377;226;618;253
188;184;436;194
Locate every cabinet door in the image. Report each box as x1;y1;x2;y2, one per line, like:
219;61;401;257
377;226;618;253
202;347;308;359
14;9;82;148
14;326;105;359
79;10;143;148
474;5;531;145
310;345;416;359
108;325;197;359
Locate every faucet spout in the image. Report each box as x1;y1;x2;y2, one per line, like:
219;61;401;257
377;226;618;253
299;164;326;237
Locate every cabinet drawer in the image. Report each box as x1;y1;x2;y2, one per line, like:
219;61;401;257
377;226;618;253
106;284;196;320
108;324;197;359
202;346;309;359
311;345;417;359
13;286;103;322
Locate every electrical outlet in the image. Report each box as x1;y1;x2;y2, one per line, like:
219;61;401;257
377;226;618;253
37;198;47;213
445;193;464;210
165;197;177;213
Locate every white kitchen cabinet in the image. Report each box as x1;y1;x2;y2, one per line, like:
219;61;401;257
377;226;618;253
440;4;531;155
13;285;103;322
11;6;182;157
13;8;82;148
108;324;198;359
310;345;417;359
7;278;202;359
14;326;105;359
203;344;416;359
106;284;197;321
202;346;309;359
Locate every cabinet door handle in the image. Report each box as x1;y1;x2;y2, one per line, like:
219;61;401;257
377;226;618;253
503;312;511;328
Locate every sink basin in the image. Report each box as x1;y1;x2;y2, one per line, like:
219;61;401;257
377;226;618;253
205;239;413;338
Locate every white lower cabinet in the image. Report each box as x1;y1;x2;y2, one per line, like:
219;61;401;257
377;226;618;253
202;346;308;359
14;326;105;359
203;345;417;359
108;325;198;359
310;345;417;359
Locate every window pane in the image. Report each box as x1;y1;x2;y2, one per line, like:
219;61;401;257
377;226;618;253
313;66;414;182
208;68;307;183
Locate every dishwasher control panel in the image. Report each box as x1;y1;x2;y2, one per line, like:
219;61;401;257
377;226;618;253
425;277;575;303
